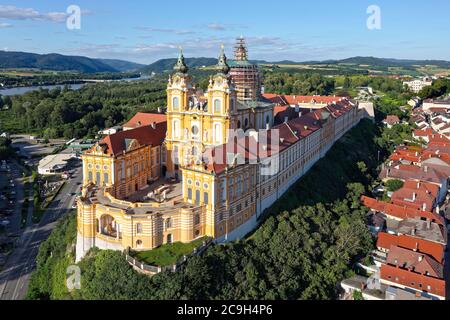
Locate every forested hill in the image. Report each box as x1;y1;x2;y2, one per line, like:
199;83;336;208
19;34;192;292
0;51;142;73
140;57;218;74
312;57;450;68
96;59;145;72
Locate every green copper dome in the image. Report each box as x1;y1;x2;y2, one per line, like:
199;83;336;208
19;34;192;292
215;44;230;75
173;48;188;74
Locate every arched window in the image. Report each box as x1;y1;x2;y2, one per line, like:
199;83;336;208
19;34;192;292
244;118;249;128
172;120;180;138
172;96;180;110
237;120;241;129
214;123;222;143
166;218;172;230
214;99;221;113
266;115;270;125
136;240;143;248
167;234;173;244
136;223;143;234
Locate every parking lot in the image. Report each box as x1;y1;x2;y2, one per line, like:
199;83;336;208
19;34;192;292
10;135;66;167
0;160;22;266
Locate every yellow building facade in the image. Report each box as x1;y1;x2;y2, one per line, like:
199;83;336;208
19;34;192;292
76;40;365;262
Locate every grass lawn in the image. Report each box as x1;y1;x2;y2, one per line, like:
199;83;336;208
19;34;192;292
133;237;209;267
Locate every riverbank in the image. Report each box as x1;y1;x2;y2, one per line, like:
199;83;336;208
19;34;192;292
0;74;148;96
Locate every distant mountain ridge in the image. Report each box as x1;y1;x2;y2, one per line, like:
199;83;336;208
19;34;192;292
1;50;449;74
0;51;144;73
141;56;450;75
96;59;145;72
298;56;450;68
139;57;218;74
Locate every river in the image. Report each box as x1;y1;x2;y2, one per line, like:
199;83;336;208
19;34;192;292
0;75;151;96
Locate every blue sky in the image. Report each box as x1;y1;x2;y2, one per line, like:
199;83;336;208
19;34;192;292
0;0;449;64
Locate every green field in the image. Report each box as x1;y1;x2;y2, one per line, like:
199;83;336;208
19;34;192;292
261;62;450;77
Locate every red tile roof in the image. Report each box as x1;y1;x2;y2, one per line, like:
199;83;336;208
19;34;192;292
380;164;447;186
386;245;443;278
391;181;438;211
376;232;444;263
383;115;400;125
380;264;446;299
413;128;434;137
98;122;167;156
123;112;167;129
361;196;444;226
262;94;348;106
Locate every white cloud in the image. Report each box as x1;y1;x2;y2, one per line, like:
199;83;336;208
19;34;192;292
0;22;12;28
137;27;195;35
0;5;93;23
207;23;226;31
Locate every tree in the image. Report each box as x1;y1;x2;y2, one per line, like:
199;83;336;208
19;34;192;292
343;76;351;89
353;290;364;300
385;179;404;192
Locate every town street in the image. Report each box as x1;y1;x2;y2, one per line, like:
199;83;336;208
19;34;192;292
0;166;82;300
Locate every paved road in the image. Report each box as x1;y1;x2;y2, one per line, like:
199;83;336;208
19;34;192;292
0;166;82;300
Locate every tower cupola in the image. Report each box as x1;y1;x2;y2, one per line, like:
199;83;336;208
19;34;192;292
173;47;189;74
215;44;230;75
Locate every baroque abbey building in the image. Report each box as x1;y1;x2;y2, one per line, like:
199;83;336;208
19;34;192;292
76;38;372;261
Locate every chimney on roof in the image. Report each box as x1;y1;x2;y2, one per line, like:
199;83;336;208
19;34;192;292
295;105;299;113
424;166;428;173
151;122;156;129
426;220;431;229
413;193;417;201
157;107;162;113
418;255;424;262
422;203;427;211
412;228;416;236
284;117;289;123
298;111;302;118
137;121;141;126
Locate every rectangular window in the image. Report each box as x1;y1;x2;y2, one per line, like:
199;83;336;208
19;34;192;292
204;192;209;205
195;190;200;205
188;188;193;201
103;173;109;184
88;171;93;182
